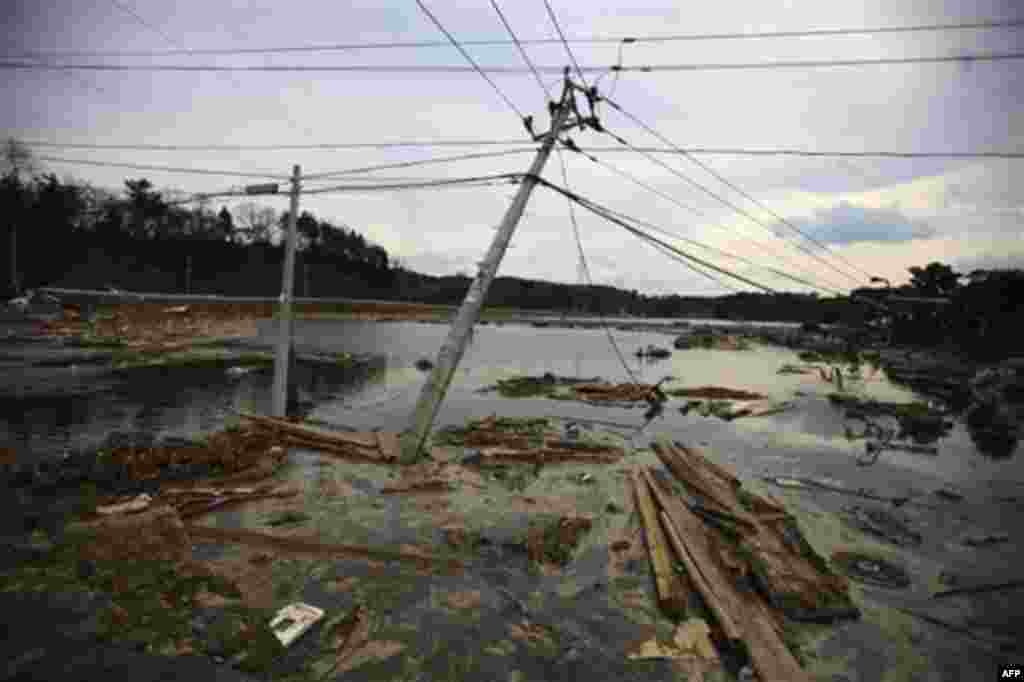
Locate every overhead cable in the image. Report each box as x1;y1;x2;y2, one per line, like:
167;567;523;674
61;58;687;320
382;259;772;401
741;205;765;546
602;95;876;282
560;140;847;293
556;148;639;385
4;51;1023;73
591;198;843;295
14;18;1023;57
490;0;552;100
535;176;780;293
22;139;1024;158
303;148;535;180
301;173;522;195
543;0;588;87
35;155;288;179
414;0;527;120
585;126;857;289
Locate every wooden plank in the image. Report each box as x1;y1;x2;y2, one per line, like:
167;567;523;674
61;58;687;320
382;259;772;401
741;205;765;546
237;410;378;448
629;469;688;619
186;524;462;572
376;431;401;460
658;509;743;643
278;434;384;461
650;476;812;682
743;596;816;682
653;442;758;532
676;442;741;488
643;469;744;643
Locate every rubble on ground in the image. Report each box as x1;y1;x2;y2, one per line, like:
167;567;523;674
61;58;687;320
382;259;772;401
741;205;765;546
629;440;858;681
42;302;259;349
673;330;750;351
634;344;671;359
432;415;625;466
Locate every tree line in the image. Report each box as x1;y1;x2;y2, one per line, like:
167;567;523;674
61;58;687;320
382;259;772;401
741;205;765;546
2;140;1020;360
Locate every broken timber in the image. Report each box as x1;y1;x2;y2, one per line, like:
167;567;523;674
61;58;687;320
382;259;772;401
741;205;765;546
186;524;462;573
629;469;688;619
652;441;759;535
237;410;397;463
641;468;814;682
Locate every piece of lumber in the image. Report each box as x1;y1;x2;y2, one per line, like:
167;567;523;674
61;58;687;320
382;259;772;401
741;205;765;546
655;506;742;643
629;469;688;619
237;410;378;448
643;472;743;642
376;431;401;460
675;442;741;488
186;524;462;572
650;478;812;681
654;442;758;533
743;595;816;682
277;434;387;461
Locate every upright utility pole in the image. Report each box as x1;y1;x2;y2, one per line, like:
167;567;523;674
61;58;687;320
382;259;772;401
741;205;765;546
400;79;575;463
272;164;302;417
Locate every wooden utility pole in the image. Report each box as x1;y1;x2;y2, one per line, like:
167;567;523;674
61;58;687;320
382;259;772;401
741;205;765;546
400;79;575;463
272;164;302;417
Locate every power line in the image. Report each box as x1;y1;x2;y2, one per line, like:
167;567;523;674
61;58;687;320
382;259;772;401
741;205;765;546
107;0;316;140
591;196;843;295
36;155;289;179
303;149;536;180
537;176;780;293
14;18;1023;57
602;96;877;283
559;139;844;291
543;0;588;87
585;125;857;289
490;0;552;101
414;0;527;120
107;0;182;50
556;148;639;385
5;51;1023;73
301;173;522;195
22;139;1024;158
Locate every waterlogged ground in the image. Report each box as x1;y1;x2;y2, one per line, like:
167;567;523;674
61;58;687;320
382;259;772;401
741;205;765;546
2;318;1022;680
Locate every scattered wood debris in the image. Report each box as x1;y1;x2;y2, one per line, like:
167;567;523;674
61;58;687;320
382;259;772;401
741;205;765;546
238;411;399;463
665;386;768;401
433;415;625;465
627;440;860;681
573;382;661;403
185;524;463;574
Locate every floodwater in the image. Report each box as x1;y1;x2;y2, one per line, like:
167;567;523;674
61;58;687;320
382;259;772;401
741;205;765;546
2;318;1022;681
2;316;1022;498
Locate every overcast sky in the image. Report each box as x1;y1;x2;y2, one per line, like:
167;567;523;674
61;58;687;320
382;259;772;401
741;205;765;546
5;0;1023;296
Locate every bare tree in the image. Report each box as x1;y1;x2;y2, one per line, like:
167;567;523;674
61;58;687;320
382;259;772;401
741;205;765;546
232;201;277;244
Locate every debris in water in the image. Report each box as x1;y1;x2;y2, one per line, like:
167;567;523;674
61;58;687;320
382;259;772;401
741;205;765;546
934;488;964;502
962;533;1010;547
96;493;153;515
831;551;911;589
634;344;672;359
270;603;324;648
665;386;767;401
841;505;923;547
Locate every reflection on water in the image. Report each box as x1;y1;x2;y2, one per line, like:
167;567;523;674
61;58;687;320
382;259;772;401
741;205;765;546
1;319;1020;486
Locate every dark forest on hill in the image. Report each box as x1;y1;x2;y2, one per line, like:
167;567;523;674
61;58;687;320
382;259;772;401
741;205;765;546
3;156;1021;360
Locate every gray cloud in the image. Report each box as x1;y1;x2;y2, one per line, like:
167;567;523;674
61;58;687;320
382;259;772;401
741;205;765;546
949;251;1024;275
782;202;937;246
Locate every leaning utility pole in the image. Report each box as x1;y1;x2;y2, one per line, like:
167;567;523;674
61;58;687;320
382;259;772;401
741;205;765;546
272;164;302;417
400;77;578;463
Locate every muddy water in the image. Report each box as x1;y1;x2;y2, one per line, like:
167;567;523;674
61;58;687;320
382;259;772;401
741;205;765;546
3;319;1022;680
